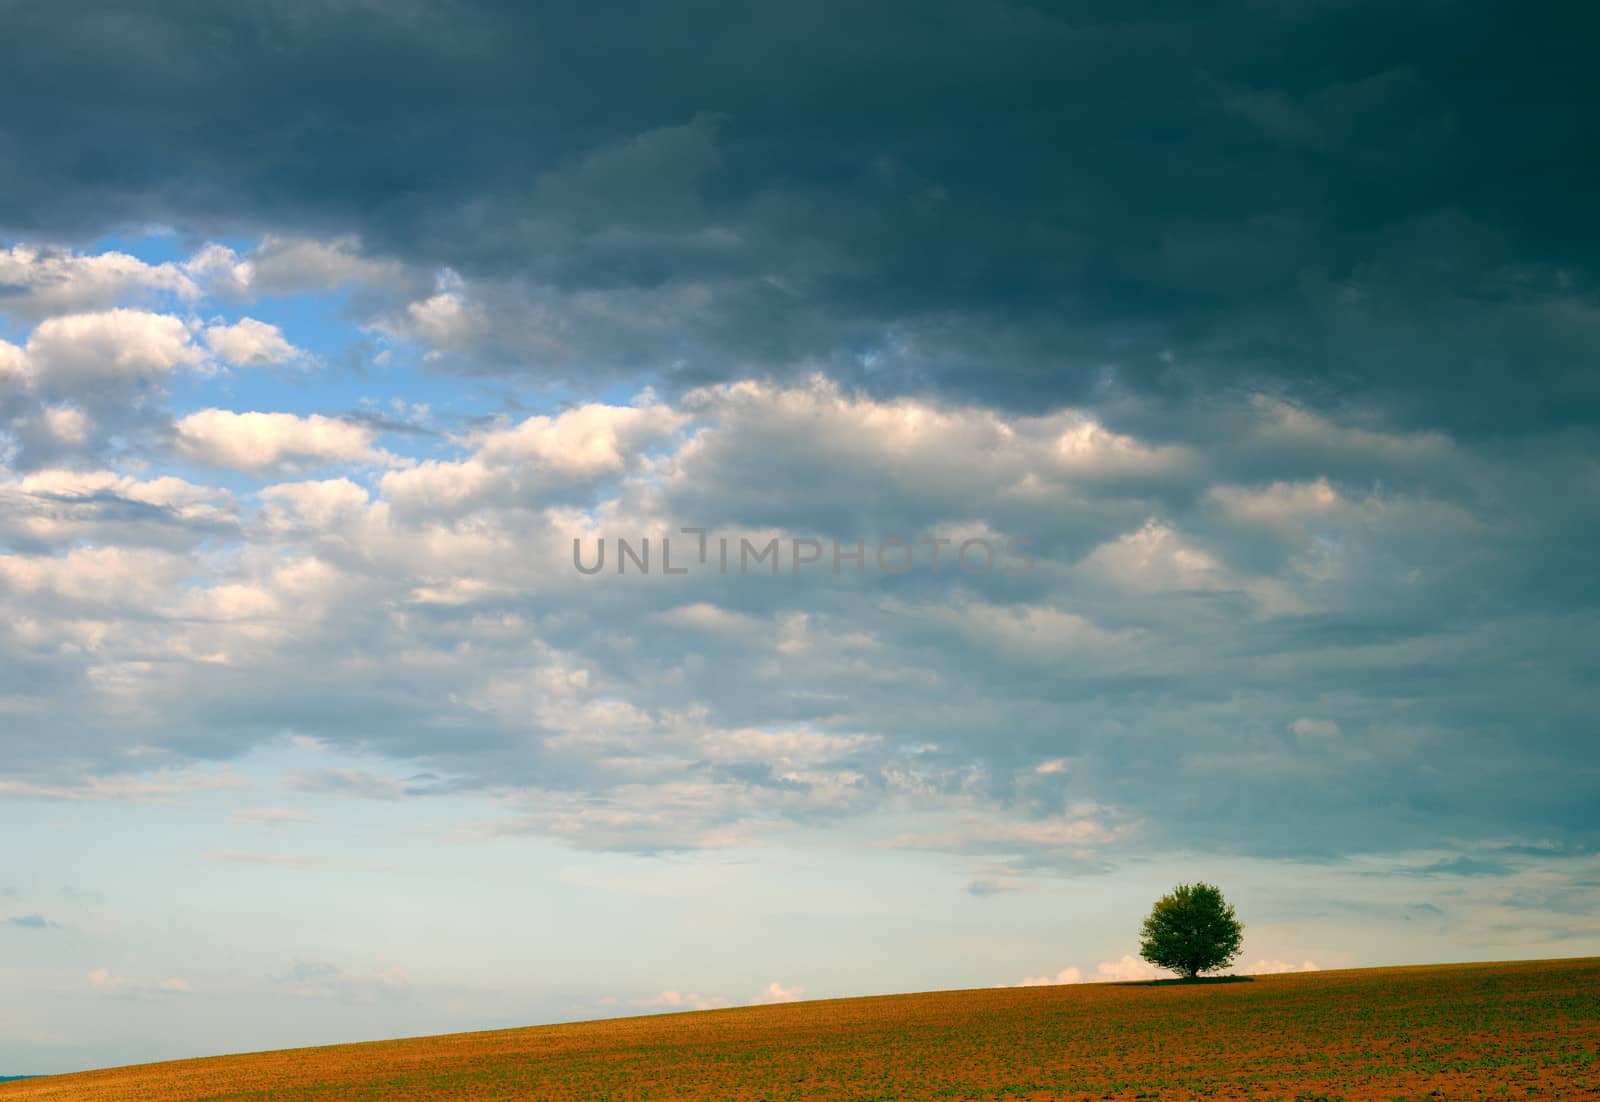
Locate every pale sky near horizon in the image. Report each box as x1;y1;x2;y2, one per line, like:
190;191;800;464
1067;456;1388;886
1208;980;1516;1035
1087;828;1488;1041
2;0;1598;1076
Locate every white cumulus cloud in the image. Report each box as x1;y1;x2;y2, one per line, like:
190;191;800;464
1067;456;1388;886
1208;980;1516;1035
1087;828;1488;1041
23;309;202;389
202;317;304;366
175;409;394;471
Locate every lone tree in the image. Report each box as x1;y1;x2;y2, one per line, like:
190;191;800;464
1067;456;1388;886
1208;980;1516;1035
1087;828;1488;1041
1138;882;1243;979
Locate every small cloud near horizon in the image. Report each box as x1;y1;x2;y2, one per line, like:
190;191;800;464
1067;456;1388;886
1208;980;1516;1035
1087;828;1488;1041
599;980;805;1014
88;968;191;997
3;913;60;930
1009;954;1321;986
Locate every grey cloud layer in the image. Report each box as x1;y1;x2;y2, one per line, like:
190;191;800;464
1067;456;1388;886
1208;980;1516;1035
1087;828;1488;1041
2;345;1594;866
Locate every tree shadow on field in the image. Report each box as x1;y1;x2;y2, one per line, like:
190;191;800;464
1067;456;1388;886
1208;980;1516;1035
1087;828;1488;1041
1125;975;1255;987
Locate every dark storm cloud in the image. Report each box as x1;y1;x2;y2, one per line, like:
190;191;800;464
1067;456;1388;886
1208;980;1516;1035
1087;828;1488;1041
3;1;1597;430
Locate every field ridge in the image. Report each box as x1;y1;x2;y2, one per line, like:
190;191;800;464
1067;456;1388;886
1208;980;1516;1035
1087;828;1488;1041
5;956;1597;1101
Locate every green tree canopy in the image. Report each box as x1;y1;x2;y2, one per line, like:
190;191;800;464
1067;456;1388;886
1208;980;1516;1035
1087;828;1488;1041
1138;882;1244;979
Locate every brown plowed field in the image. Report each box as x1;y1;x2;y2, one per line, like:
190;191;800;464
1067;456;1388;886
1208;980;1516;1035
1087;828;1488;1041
5;957;1597;1100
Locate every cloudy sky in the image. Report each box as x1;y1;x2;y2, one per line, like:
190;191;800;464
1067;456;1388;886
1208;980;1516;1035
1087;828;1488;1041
2;0;1598;1075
